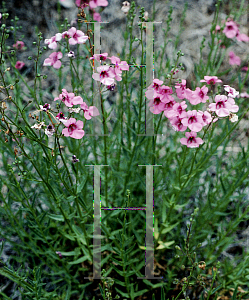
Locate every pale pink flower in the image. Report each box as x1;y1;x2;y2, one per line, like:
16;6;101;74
93;12;101;22
89;0;108;9
148;93;165;114
200;76;222;84
15;61;25;69
45;33;62;50
198;110;212;126
223;20;239;39
39;103;50;111
147;78;164;91
75;0;89;8
13;41;25;50
189;86;209;105
62;118;85;139
170;116;187;132
175;79;187;99
180;131;204;148
162;99;176;118
67;27;88;45
54;89;84;107
43;52;63;69
181;110;204;132
158;85;174;102
45;124;55;137
166;101;187;119
240;92;249;98
92;65;115;85
209;95;238;117
90;53;108;62
223;85;239;98
229;51;241;66
80;102;100;120
236;33;249;42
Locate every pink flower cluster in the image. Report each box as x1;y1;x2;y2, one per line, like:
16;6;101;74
53;89;100;139
146;76;239;148
43;27;88;69
91;53;129;86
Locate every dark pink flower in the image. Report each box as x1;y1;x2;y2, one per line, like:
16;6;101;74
229;51;241;66
62;118;85;139
15;61;25;69
223;20;239;39
200;76;222;85
43;52;63;69
180;131;204;148
13;41;25;50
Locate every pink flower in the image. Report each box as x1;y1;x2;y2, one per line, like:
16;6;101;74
241;66;248;72
200;76;222;85
170;116;187;132
89;0;108;9
90;53;108;62
92;65;115;85
13;41;25;50
175;79;187;99
162;99;176;118
15;61;25;69
209;94;238;117
93;12;101;22
189;85;209;105
43;52;63;69
75;0;89;8
45;33;62;50
158;85;174;102
236;33;249;42
148;93;165;114
198;110;212;126
223;20;239;39
240;92;249;98
229;51;241;66
80;102;100;120
62;118;85;139
54;89;84;107
180;131;204;148
223;85;239;98
181;110;204;132
166;101;187;119
147;79;164;91
67;27;88;45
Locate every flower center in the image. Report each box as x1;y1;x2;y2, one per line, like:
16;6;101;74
216;101;225;109
69;124;77;132
188;116;197;124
